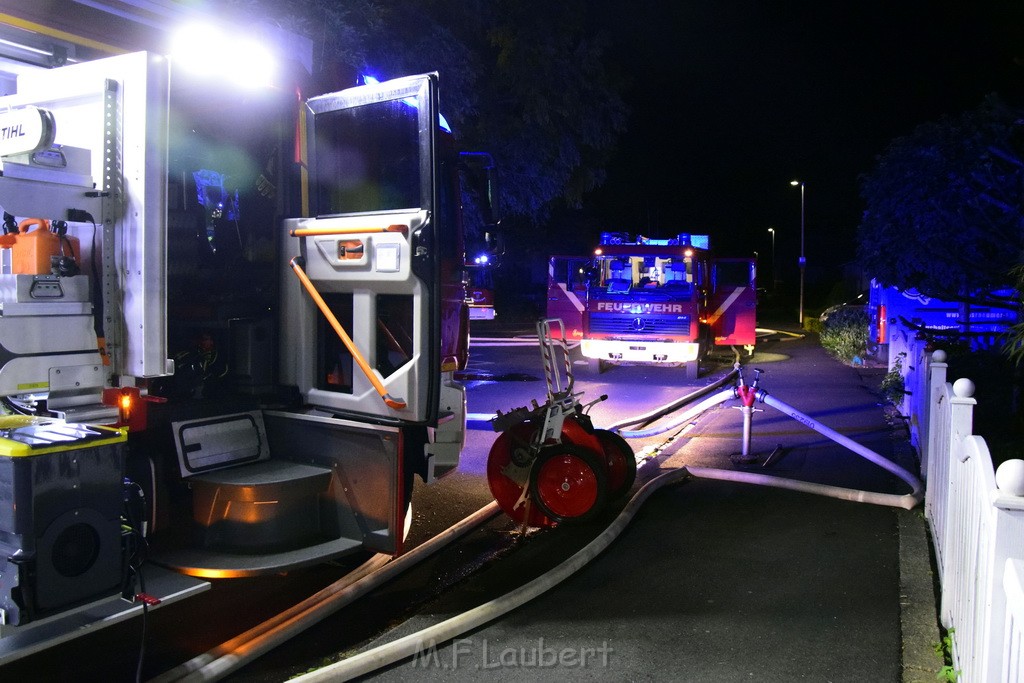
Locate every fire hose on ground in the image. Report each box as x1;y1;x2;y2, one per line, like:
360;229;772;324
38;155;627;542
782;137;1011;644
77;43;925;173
157;345;922;681
613;365;923;510
604;364;740;433
286;373;926;682
288;466;694;683
280;367;927;681
150;502;503;683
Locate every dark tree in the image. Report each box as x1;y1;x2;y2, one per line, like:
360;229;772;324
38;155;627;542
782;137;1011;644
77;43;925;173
224;0;628;225
856;95;1024;309
460;0;629;222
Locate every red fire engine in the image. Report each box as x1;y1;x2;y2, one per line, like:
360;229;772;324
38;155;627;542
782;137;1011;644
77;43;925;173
547;232;756;378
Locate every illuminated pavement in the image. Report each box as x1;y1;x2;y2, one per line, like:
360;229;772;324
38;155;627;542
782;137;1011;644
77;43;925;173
338;322;938;682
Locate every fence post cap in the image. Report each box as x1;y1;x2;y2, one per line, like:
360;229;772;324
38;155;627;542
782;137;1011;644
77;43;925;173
952;377;975;398
931;349;947;362
996;459;1024;496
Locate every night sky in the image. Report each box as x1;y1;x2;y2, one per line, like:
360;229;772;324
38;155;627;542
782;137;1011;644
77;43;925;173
583;1;1024;293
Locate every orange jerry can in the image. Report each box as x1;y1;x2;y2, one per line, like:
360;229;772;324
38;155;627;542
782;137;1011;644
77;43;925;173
0;218;80;275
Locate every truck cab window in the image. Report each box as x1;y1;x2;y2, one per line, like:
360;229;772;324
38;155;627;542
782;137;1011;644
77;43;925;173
312;99;421;216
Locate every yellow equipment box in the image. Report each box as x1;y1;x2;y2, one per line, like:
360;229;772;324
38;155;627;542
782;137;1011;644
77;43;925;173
0;416;128;626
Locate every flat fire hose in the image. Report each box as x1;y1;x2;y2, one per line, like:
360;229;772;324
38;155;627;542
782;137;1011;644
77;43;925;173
289;257;406;410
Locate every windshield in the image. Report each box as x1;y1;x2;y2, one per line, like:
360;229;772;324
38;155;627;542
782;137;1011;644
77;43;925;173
595;255;694;296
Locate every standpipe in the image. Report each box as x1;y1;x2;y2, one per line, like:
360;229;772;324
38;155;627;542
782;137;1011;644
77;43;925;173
615;367;924;510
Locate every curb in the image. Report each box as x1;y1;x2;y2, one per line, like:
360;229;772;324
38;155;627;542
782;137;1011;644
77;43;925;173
898;506;943;682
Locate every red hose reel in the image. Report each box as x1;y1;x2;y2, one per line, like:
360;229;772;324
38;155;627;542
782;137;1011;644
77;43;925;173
487;318;636;527
486;413;636;527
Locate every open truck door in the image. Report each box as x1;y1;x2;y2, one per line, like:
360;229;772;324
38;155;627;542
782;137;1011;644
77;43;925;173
546;255;590;340
709;257;757;353
280;74;445;425
0;51;466;598
154;74;460;577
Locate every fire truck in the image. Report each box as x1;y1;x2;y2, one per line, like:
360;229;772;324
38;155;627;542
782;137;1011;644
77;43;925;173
867;279;1017;359
466;257;498;320
547;232;756;378
0;4;495;648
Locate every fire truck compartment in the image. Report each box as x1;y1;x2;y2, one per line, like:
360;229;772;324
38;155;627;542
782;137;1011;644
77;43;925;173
152;410;403;578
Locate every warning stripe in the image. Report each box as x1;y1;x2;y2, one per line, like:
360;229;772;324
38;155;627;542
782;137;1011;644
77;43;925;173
705;287;746;326
556;281;585;313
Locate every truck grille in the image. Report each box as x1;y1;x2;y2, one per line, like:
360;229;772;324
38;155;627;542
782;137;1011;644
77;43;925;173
588;313;691;337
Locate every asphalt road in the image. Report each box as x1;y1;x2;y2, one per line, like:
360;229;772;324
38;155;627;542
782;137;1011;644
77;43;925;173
270;322;934;682
308;322;926;683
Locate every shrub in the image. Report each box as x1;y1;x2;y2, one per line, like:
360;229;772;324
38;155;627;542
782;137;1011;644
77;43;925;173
819;306;869;364
880;352;907;405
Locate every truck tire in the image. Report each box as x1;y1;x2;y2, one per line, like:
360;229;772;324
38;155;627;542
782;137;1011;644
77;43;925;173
686;359;700;380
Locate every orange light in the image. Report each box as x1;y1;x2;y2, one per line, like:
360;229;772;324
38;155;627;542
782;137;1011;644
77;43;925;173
594;248;603;255
102;385;155;431
684;248;693;257
118;391;133;422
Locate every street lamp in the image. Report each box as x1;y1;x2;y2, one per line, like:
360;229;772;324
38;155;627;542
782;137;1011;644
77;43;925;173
790;180;805;325
767;227;776;290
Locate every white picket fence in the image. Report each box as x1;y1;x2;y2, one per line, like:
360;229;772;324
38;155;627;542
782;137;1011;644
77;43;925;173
892;332;1024;682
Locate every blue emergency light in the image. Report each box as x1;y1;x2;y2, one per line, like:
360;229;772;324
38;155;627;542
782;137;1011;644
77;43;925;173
600;232;710;249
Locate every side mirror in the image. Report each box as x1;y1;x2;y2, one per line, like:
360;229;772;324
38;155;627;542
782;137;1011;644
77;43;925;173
460;151;502;268
459;151;500;227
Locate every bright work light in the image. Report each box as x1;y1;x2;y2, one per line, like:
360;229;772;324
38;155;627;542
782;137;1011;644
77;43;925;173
170;23;277;89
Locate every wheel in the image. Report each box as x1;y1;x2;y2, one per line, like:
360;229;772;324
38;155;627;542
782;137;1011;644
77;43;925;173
486;422;557;528
529;443;608;523
685;359;700;380
559;413;604;454
686;329;710;380
593;429;637;499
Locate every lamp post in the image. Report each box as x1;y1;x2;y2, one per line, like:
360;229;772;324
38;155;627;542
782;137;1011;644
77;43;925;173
790;180;805;325
767;227;776;290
